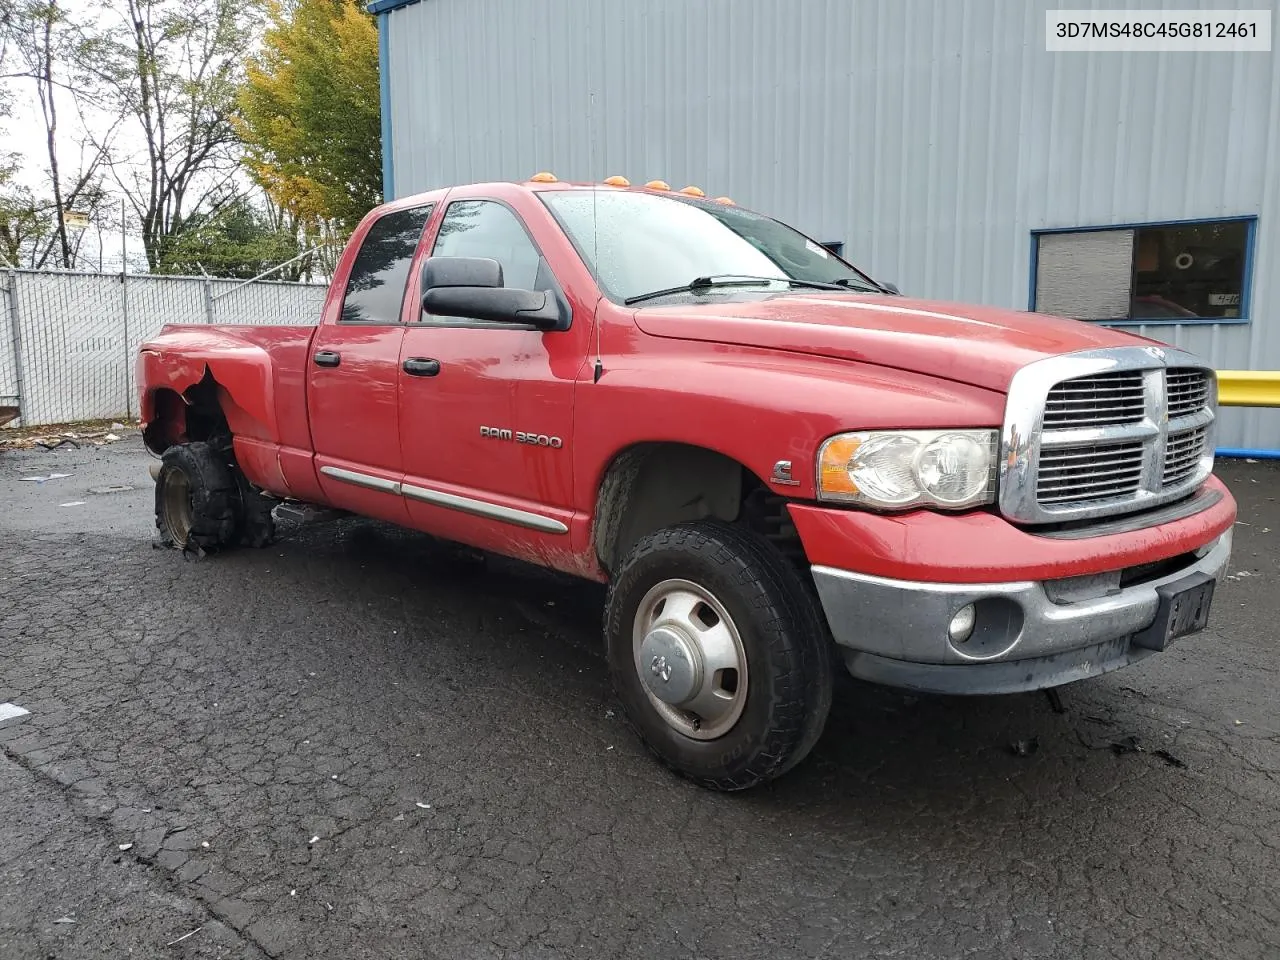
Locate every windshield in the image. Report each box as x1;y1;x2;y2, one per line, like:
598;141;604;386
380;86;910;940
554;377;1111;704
541;190;880;304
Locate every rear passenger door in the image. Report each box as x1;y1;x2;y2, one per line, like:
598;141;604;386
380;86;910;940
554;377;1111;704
308;203;433;523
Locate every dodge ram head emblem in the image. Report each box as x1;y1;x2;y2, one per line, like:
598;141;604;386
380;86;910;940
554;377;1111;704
1145;346;1167;363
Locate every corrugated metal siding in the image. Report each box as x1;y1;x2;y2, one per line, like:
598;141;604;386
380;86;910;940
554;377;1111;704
385;0;1280;449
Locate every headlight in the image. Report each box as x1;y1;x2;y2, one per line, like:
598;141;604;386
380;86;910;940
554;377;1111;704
817;429;997;510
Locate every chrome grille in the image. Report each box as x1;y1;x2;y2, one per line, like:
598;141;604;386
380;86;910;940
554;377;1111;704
1167;368;1210;419
999;348;1217;525
1043;372;1145;427
1164;425;1208;486
1037;441;1144;503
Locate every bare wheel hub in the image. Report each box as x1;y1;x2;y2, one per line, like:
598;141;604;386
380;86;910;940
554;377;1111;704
160;468;195;547
632;579;748;741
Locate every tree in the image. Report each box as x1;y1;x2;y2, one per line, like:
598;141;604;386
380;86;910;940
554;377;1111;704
235;0;381;234
0;178;50;268
159;195;303;278
1;0;117;269
77;0;257;271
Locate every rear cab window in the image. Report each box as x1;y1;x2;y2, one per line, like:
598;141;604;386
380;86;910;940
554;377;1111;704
341;204;434;324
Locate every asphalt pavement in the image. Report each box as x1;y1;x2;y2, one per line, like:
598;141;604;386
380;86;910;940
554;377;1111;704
1;436;1277;959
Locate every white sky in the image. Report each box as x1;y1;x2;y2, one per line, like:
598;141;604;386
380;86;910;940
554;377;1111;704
1;0;262;271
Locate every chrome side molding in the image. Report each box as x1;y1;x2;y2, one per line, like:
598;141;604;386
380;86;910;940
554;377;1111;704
318;464;568;534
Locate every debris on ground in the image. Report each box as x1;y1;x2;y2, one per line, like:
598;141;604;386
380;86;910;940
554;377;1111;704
1110;735;1142;756
53;916;76;924
166;926;202;946
60;501;87;507
0;703;30;722
118;843;133;851
415;802;431;809
1009;737;1040;758
18;473;71;483
0;419;140;449
1153;749;1187;769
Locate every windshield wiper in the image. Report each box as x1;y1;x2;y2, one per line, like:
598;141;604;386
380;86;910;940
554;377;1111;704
623;274;845;306
832;277;884;294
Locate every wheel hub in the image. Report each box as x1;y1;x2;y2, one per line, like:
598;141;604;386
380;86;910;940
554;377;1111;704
631;579;749;741
160;467;195;548
638;626;703;705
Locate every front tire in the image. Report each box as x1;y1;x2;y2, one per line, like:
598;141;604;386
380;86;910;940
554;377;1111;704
155;442;239;551
605;521;833;791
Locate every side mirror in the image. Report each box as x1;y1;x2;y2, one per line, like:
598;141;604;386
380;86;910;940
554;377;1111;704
421;256;503;291
879;281;901;295
420;256;564;329
424;286;562;328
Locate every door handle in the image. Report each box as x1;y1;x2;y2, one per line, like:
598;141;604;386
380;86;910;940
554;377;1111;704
403;358;441;377
313;350;341;368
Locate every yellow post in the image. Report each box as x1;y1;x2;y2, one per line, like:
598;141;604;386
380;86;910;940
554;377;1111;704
1216;371;1280;407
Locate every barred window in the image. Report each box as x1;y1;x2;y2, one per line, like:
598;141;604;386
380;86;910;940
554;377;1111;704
1033;219;1252;323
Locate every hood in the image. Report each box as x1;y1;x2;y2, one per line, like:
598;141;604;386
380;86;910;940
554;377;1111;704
632;293;1150;393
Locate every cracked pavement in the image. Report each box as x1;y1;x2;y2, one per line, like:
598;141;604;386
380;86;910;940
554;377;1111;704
1;437;1277;959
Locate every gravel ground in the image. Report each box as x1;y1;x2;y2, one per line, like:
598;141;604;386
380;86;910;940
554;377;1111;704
1;437;1277;959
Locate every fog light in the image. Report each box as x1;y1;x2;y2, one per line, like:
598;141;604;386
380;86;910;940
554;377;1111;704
948;604;976;643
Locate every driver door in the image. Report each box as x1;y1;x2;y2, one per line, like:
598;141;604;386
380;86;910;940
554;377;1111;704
398;197;584;558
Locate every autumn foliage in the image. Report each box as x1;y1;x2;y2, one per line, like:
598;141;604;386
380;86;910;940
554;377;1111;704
235;0;382;234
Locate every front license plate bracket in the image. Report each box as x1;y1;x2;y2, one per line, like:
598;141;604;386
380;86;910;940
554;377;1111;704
1132;572;1216;652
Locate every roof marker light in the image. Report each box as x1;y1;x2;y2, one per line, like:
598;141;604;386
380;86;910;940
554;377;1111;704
714;196;735;205
529;171;558;183
678;186;705;197
603;176;630;186
644;180;670;191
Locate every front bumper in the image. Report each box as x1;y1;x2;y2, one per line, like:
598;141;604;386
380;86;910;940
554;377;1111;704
811;529;1232;695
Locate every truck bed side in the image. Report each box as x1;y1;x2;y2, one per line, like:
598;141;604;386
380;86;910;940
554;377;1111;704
137;323;321;500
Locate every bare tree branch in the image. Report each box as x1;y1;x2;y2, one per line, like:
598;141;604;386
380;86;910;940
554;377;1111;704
76;0;255;271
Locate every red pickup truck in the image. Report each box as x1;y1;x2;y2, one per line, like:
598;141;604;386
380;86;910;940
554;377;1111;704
138;178;1236;790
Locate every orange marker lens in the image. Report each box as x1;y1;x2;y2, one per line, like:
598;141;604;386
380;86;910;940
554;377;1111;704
679;186;705;197
644;180;670;191
529;171;558;183
818;437;861;495
603;175;630;186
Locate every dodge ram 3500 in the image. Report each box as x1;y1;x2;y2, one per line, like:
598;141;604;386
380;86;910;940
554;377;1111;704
138;177;1236;790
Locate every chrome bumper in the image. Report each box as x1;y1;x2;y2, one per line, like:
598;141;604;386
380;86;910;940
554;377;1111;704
811;530;1232;695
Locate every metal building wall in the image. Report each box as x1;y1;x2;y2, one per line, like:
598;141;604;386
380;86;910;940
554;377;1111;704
382;0;1280;449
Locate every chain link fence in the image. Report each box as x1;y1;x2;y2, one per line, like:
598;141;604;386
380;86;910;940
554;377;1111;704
0;269;326;426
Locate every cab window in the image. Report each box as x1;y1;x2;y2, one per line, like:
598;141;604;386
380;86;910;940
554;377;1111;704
430;200;549;292
340;204;433;324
